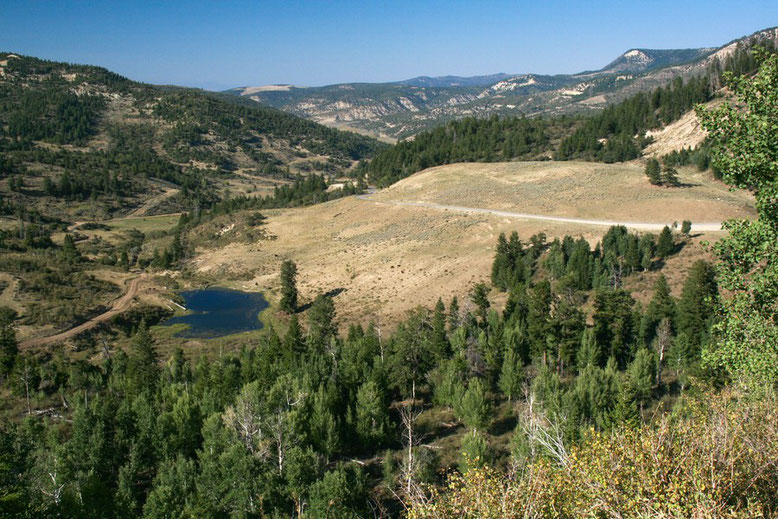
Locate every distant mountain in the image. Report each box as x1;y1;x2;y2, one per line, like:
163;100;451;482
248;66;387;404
596;48;715;75
228;27;778;139
395;73;515;88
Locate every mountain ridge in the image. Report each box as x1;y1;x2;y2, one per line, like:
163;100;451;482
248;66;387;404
228;27;778;139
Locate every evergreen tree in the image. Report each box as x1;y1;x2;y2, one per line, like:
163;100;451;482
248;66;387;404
388;309;434;400
638;233;655;271
279;259;298;314
455;378;492;432
626;347;657;411
676;260;717;354
431;298;449;359
60;233;81;264
308;463;368;518
681;220;692;236
640;275;676;347
127;321;160;394
593;289;637;368
0;307;18;380
284;446;323;517
143;455;197;518
460;431;490;473
527;281;553;365
656;226;674;259
645;158;662;185
577;327;601;371
170;232;184;262
448;296;460;331
355;380;390;448
498;347;524;402
554;295;585;375
662;164;680;186
470;283;491;324
283;314;305;362
307;294;336;350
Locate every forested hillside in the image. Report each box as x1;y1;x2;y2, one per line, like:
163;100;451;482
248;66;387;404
0;53;384;221
361;39;775;186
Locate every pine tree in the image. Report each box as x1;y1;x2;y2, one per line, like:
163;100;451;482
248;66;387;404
662;164;680;186
307;294;336;350
638;233;655;272
491;233;509;288
60;233;81;264
170;232;184;262
355;380;390;448
308;463;368;518
681;220;692;236
593;289;637;368
389;310;434;400
0;307;18;380
656;226;674;259
527;281;553;365
448;296;460;331
127;321;160;393
577;327;600;371
676;260;717;353
644;158;662;185
641;274;676;347
626;348;656;410
283;314;305;361
470;283;491;324
498;347;524;402
279;259;298;313
455;378;492;432
460;431;490;473
431;298;449;359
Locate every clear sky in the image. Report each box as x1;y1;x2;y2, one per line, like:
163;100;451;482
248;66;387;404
1;1;777;90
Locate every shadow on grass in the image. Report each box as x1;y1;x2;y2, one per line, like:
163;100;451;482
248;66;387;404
295;287;346;313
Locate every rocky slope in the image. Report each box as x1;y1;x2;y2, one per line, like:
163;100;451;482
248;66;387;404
229;27;778;139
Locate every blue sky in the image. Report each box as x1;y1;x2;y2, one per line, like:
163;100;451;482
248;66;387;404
1;1;776;90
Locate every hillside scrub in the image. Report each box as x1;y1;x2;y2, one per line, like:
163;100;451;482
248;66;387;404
0;54;383;221
407;390;778;518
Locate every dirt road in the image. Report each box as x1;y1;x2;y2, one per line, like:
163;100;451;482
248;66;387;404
126;185;180;217
355;195;725;232
20;275;145;348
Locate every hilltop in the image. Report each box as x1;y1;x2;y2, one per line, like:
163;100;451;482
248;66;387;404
229;27;778;139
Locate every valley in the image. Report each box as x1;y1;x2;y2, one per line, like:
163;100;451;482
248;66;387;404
1;12;777;516
192;161;752;332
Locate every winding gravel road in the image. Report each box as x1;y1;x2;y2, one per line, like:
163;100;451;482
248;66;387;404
355;194;724;232
20;275;146;348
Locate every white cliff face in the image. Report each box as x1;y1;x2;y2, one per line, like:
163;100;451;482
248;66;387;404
230;27;778;139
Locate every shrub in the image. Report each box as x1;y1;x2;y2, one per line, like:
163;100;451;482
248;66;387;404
408;389;778;518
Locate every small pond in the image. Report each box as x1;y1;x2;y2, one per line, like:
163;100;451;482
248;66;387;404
162;288;268;339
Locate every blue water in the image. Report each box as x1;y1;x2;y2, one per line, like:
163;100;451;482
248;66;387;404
163;288;268;338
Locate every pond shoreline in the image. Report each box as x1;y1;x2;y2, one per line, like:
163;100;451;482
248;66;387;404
162;287;268;339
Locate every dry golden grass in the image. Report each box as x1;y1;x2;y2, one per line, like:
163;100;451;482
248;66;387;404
372;161;755;224
192;161;753;331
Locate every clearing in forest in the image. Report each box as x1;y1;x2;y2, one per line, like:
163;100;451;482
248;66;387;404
193;160;754;330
